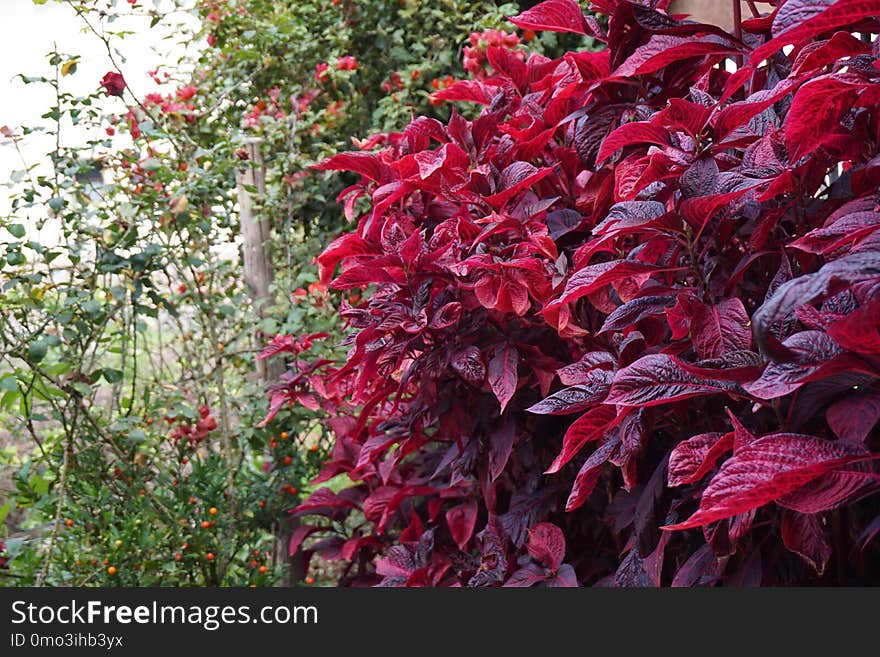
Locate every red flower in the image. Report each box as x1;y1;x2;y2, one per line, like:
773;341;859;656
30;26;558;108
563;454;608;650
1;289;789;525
335;55;358;71
100;72;126;97
207;33;217;47
176;85;198;101
314;62;330;83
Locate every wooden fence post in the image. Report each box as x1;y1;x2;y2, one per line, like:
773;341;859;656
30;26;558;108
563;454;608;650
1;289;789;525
237;137;304;586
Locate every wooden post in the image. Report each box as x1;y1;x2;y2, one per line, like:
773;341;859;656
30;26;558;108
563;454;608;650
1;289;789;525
236;137;303;586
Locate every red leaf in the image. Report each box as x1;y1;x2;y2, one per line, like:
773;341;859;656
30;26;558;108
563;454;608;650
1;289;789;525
488;343;520;413
486;162;555;208
600;294;678;334
432;79;495;104
826;388;880;442
526;522;566;570
743;331;849;400
508;0;588;35
446;500;479;550
545;404;620;474
776;465;878;514
781;510;832;575
671;544;720;587
785;76;864;161
612;35;741;78
313;151;388;182
596;122;670;163
287;525;321;556
664;433;870;530
772;0;836;37
551;259;665;308
690;298;752;359
752;250;880;356
605;354;736;408
489;416;517;482
451;346;485;385
827;300;880;355
790;210;880;255
557;351;617;385
748;0;880;68
565;434;621;511
668;432;735;487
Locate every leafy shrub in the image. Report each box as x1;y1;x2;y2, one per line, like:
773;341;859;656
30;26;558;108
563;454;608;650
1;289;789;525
270;0;880;586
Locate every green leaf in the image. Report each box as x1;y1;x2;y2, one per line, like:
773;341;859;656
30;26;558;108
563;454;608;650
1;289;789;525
8;224;25;238
102;368;123;384
48;197;64;213
0;500;12;525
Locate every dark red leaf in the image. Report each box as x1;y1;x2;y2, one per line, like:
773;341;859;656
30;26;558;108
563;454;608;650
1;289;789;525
313;151;389;182
508;0;588;35
605;354;736;407
488;343;520;413
597;122;670;163
690;298;752;359
826;387;880;442
611;35;742;78
451;346;486;385
565;434;622;511
785;76;864;161
664;433;871;530
551;260;668;308
780;510;832;575
526;522;566;570
526;369;612;415
446;499;479;550
668;432;735;487
545;404;620;474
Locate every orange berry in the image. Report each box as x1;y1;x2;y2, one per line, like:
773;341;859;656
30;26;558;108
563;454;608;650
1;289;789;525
64;518;74;527
309;444;319;452
201;520;212;529
206;552;215;561
107;566;117;575
189;497;197;504
102;559;109;566
174;553;183;561
280;432;289;440
305;576;315;585
259;565;268;574
145;417;153;425
217;343;225;351
258;500;266;509
208;507;218;515
251;560;258;567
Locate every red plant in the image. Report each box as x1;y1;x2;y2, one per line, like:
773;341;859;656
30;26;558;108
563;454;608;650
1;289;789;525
267;0;880;586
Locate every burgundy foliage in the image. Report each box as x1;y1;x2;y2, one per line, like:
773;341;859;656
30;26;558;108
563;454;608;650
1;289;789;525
265;0;880;586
